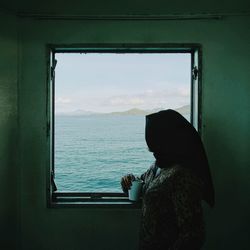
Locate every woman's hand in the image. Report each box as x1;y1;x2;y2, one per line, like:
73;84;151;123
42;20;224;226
121;174;136;194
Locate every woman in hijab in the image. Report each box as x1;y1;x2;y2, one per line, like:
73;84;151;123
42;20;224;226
121;109;215;250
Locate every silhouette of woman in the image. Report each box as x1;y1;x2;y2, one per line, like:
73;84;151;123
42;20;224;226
121;109;214;250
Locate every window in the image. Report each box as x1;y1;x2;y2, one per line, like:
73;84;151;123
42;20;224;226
47;45;201;207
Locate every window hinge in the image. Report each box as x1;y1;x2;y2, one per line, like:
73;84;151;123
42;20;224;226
51;66;55;80
51;59;57;80
51;171;57;191
192;66;199;80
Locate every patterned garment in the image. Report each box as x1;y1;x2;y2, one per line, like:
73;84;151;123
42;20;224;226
139;164;205;250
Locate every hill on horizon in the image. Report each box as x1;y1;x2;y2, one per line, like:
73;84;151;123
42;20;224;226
56;105;190;116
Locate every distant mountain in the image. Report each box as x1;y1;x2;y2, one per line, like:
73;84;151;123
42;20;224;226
56;105;190;116
108;108;150;116
107;106;190;116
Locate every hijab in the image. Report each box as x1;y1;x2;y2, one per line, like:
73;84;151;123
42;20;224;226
145;109;215;207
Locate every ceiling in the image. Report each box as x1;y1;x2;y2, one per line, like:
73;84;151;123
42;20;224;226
1;0;250;16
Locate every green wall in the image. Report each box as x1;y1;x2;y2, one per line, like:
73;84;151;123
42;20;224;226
0;13;19;249
2;0;250;15
202;18;250;249
18;16;250;250
0;8;250;250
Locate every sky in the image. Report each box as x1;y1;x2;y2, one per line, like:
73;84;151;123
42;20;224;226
55;53;191;113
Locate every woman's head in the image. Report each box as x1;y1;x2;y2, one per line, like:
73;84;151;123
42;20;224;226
145;109;198;159
145;109;215;206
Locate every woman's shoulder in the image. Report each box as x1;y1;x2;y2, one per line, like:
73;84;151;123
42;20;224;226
160;164;183;178
163;165;204;189
165;164;196;177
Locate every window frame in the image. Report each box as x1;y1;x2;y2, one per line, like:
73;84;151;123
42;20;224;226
46;44;202;208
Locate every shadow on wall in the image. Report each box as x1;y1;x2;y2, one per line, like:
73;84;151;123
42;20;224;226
0;117;19;250
203;114;250;250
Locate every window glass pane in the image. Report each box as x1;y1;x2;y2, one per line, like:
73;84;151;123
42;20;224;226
54;53;191;192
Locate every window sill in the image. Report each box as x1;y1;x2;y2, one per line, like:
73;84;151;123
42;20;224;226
49;192;142;209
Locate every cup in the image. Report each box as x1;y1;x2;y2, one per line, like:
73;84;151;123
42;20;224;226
128;180;143;201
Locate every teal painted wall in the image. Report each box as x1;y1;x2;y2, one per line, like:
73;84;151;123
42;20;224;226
0;13;19;249
18;16;250;250
0;7;250;250
202;18;250;249
1;0;250;15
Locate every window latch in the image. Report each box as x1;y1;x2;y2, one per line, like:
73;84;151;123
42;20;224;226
90;193;103;199
192;66;199;80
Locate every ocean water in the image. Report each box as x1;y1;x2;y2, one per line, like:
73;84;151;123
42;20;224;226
55;115;154;192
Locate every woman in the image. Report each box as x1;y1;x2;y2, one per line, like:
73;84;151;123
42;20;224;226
121;109;215;250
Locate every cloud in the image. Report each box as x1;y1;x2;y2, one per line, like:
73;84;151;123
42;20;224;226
177;87;190;97
54;85;190;113
109;96;145;106
103;86;190;110
55;97;72;104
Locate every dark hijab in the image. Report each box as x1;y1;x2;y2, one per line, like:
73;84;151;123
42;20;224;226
145;109;215;207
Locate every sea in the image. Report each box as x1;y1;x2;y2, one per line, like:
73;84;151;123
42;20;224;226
55;115;154;192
